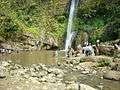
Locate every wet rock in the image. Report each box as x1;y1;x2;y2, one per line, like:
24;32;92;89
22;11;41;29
1;61;10;67
24;74;30;79
46;76;57;83
37;71;48;77
56;73;63;78
57;62;61;66
30;67;36;72
0;71;6;78
96;83;104;90
81;70;90;74
31;72;37;77
103;70;120;81
92;70;97;75
29;77;40;84
65;83;79;90
18;69;26;75
79;84;97;90
31;64;42;71
39;76;47;82
0;67;7;78
111;63;120;71
47;68;64;76
10;64;22;70
41;65;48;71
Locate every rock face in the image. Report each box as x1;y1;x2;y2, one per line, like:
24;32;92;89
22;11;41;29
41;36;58;50
103;70;120;81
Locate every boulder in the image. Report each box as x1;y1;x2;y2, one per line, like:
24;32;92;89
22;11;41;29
1;61;10;67
79;84;97;90
103;70;120;81
98;45;114;56
41;36;58;50
65;81;79;90
111;63;120;71
38;71;48;77
0;66;7;78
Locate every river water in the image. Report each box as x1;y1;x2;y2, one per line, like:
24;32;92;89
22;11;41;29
0;51;120;90
0;51;60;66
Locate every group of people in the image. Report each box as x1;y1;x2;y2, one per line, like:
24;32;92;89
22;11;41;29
66;40;100;57
82;42;94;56
67;39;120;58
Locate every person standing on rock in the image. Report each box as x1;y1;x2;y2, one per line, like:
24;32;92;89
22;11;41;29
75;44;82;57
117;40;120;50
67;47;75;58
82;42;87;54
94;40;100;55
35;40;40;50
85;43;94;56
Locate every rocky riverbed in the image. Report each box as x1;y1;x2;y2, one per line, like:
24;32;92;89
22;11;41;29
0;54;120;90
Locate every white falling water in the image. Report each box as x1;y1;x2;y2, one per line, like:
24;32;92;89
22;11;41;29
65;0;78;51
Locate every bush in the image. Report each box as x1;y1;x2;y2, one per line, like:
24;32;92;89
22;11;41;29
97;60;110;67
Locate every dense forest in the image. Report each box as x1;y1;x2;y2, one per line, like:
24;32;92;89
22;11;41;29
0;0;120;47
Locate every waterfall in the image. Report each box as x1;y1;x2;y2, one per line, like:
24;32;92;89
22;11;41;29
65;0;79;51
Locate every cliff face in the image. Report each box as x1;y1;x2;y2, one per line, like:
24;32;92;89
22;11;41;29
0;0;69;49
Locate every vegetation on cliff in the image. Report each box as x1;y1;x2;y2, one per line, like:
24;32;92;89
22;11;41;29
0;0;68;46
77;0;120;43
0;0;120;47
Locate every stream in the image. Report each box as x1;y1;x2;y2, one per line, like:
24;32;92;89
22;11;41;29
0;51;120;90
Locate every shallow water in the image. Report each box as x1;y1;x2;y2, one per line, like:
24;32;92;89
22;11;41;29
0;51;120;90
0;50;63;66
64;72;120;90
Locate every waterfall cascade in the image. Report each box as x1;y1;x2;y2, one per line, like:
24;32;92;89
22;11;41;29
65;0;79;51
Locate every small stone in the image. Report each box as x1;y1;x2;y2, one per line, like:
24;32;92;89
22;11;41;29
0;74;6;78
81;71;90;74
2;61;10;67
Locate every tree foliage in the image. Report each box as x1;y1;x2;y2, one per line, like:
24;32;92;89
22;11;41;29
0;0;119;45
77;0;120;43
0;0;68;43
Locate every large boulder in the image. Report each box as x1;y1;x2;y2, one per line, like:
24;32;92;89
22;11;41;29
41;36;58;50
103;70;120;81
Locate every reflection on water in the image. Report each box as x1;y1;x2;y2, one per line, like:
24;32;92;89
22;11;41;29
0;51;62;66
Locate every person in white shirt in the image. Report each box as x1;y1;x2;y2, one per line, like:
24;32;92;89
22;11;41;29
83;43;94;56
